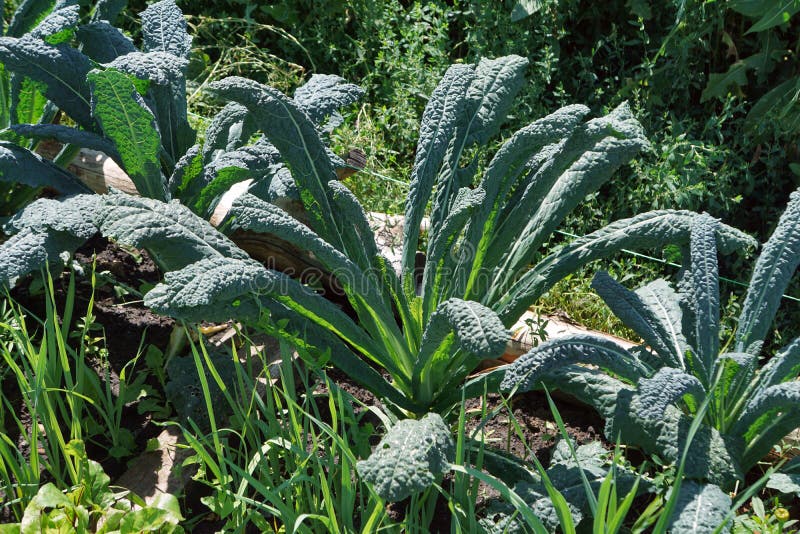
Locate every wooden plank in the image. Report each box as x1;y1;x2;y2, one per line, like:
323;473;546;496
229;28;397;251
36;139;137;195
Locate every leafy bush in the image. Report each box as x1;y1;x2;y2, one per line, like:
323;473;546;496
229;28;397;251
0;0;93;216
0;0;362;284
128;56;753;501
502;189;800;489
143;56;753;413
0;0;361;211
4;442;183;533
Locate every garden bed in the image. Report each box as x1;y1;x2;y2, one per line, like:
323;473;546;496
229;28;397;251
5;236;609;529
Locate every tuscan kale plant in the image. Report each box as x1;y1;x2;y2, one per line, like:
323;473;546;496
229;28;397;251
0;0;98;214
139;57;753;416
502;190;800;494
0;1;752;418
0;0;362;284
136;59;753;500
0;0;362;217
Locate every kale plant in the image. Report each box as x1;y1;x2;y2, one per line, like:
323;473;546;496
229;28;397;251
0;0;362;283
0;0;97;214
502;190;800;491
0;0;361;216
150;57;753;413
137;58;751;500
478;440;643;533
0;16;754;501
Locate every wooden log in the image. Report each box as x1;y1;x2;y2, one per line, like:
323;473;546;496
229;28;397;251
36;139;137;195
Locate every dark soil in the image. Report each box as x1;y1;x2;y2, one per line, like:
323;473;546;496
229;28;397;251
72;235;174;362
11;235;174;370
3;236;174;493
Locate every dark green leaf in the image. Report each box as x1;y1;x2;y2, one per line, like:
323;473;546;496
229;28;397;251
357;414;454;502
75;21;136;63
0;35;94;129
140;0;191;59
0;140;90;195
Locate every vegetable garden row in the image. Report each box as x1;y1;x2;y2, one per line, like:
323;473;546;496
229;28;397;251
0;0;799;532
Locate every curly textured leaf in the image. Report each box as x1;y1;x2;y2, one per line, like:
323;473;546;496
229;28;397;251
500;334;649;393
209;76;342;247
5;195;102;237
0;229;87;289
98;191;248;271
107;51;194;161
202;102;256;162
667;481;731;534
463;56;529;146
459;104;590;299
426;56;527;245
495;210;756;325
327;180;381;271
518;440;640;531
293;73;364;129
7;0;57;37
0;35;93;129
0;195;103;288
29;4;78;44
636;367;705;419
736;189;800;352
357;414;454;502
540;365;630;420
592;271;683;369
634;278;689;368
497;102;650;283
89;68;166;200
422;186;485;312
414;298;507;396
550;439;608;468
688;214;720;382
419;298;507;358
140;0;190;60
481;439;641;532
610;391;743;487
144;256;269;323
0;141;90;195
401;63;475;282
106;51;186;87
